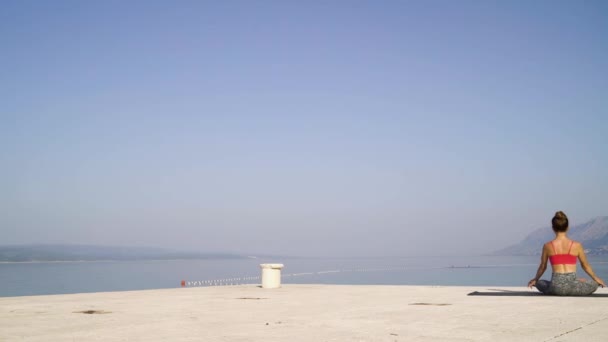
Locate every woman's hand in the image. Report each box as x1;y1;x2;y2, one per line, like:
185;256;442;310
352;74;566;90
528;279;537;288
595;277;606;288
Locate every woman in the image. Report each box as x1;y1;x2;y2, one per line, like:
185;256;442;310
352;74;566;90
528;211;605;295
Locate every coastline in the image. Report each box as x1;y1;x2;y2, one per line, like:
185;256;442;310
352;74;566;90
0;258;251;264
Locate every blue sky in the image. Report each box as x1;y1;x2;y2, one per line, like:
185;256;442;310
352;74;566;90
1;1;607;256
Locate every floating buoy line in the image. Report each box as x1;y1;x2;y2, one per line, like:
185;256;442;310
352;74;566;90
180;263;536;287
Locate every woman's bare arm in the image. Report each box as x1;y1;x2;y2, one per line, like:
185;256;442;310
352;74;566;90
578;243;605;287
528;244;549;288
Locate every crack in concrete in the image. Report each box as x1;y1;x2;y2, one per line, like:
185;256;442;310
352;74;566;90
544;316;608;341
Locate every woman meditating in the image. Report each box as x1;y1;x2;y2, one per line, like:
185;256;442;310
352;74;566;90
528;211;605;295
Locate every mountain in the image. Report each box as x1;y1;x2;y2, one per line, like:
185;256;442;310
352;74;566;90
0;244;246;262
494;216;608;256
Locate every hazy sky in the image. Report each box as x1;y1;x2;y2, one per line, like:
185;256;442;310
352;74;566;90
1;1;607;257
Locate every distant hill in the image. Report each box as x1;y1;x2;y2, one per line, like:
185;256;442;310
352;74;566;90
494;216;608;256
0;244;246;262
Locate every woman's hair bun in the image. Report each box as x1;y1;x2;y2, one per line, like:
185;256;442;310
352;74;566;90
552;211;569;232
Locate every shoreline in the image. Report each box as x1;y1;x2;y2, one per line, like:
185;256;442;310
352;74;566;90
0;257;252;264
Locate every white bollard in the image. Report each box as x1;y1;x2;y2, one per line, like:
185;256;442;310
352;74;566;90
260;263;284;289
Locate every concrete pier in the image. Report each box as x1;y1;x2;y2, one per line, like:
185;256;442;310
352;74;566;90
1;285;607;341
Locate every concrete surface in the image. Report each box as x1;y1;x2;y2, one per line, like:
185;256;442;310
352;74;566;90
1;285;607;341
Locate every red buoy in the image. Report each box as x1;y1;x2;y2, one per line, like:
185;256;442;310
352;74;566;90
181;280;186;287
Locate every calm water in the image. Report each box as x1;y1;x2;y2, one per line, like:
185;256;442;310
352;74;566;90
2;256;607;297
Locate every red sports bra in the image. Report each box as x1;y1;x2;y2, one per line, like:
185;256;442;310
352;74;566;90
549;240;577;265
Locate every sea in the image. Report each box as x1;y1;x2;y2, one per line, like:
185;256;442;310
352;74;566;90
2;255;608;297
